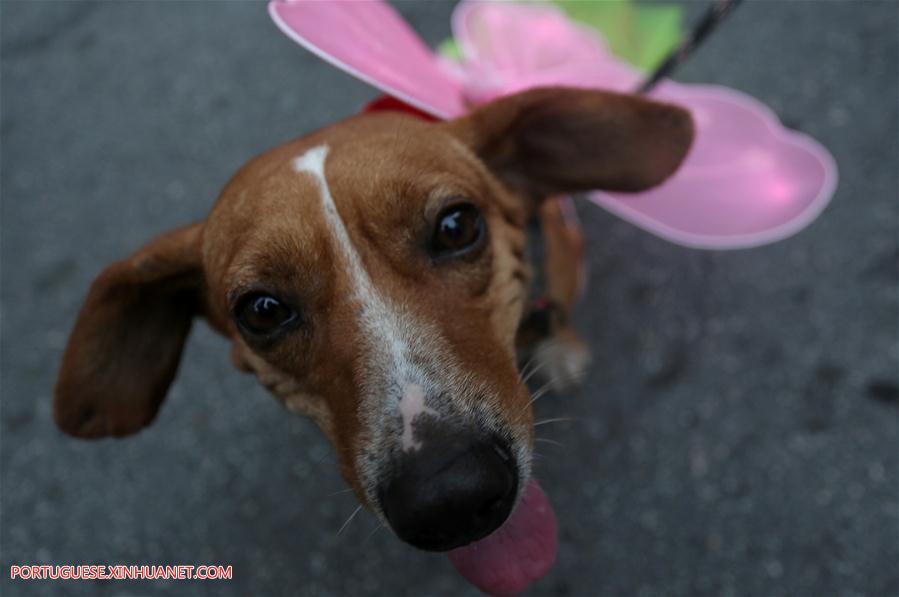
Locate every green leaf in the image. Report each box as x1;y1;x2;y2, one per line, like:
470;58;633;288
438;38;462;62
554;0;683;70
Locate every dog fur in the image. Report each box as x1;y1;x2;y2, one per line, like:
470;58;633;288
54;87;693;526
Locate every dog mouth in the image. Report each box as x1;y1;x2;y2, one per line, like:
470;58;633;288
447;478;558;595
376;431;558;595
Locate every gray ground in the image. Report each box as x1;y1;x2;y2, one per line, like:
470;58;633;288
2;1;897;596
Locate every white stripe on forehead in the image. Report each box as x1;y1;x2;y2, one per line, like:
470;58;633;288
292;146;365;291
292;144;407;359
290;145;530;507
293;145;432;452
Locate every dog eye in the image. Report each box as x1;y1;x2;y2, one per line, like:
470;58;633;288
431;203;485;257
234;293;298;337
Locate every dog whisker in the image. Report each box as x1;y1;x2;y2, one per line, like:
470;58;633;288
511;378;560;425
528;382;555;404
363;522;388;546
535;437;565;448
312;447;335;467
517;375;558;413
533;416;577;427
326;487;355;498
520;359;549;385
336;504;363;536
518;354;538;380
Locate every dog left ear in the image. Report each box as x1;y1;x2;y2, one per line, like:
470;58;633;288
54;222;206;439
445;86;694;196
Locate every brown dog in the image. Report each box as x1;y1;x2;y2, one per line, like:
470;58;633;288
54;87;692;582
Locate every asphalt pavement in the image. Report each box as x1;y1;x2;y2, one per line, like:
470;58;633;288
1;1;897;595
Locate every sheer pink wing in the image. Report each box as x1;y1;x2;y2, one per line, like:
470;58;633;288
269;0;466;119
592;84;838;249
453;1;838;249
269;0;838;249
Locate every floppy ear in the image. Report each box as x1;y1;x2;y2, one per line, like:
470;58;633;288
445;86;695;196
54;222;205;438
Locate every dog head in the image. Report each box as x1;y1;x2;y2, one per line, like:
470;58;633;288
54;87;692;550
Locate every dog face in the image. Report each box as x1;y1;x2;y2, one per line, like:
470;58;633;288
54;88;693;550
206;114;540;549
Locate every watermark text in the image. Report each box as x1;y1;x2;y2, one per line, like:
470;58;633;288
10;565;232;581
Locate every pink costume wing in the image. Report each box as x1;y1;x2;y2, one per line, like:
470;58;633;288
593;83;839;249
269;0;467;119
453;1;839;249
452;0;640;101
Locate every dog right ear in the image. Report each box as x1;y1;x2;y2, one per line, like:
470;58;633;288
54;222;206;438
444;86;694;197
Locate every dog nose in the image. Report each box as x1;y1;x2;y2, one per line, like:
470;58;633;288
379;435;518;551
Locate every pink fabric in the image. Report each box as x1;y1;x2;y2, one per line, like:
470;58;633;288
270;0;837;250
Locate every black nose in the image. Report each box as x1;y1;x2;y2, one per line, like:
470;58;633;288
379;435;518;551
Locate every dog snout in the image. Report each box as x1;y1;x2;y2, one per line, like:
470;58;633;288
379;433;519;551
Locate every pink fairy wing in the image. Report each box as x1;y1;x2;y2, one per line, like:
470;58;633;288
453;1;839;249
592;84;838;249
269;0;467;119
452;1;639;103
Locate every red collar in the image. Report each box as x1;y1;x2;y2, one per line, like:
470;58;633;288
362;95;440;122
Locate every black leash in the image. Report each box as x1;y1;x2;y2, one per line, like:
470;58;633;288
637;0;745;94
